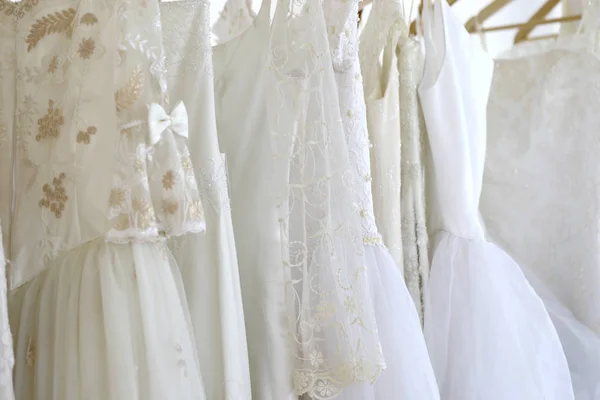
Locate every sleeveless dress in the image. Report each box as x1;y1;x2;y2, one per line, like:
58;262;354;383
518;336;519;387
418;1;575;399
160;1;252;399
481;2;600;397
213;0;384;398
2;0;207;398
360;0;430;320
322;1;439;399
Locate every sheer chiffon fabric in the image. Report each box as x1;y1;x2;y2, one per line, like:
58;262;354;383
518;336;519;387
418;1;574;398
9;239;205;400
213;0;385;397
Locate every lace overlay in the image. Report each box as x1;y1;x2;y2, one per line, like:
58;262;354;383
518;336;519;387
269;0;385;397
323;0;382;247
10;0;120;287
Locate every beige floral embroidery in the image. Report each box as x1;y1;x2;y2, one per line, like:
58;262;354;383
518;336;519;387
79;13;98;26
76;126;97;144
132;198;156;230
114;215;130;231
26;8;76;51
0;0;39;18
77;38;96;59
26;337;36;367
36;100;64;141
109;188;125;208
188;199;204;221
47;55;59;73
181;155;193;173
162;170;176;190
115;66;144;112
39;172;68;218
362;235;382;246
121;124;141;139
163;200;179;215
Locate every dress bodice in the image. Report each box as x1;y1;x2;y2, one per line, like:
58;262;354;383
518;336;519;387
418;0;493;239
2;0;205;288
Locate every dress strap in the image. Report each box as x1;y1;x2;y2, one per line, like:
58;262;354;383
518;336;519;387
256;0;272;24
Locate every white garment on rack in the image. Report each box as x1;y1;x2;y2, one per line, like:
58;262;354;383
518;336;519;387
213;0;384;398
418;0;574;399
360;0;430;319
4;0;207;398
323;0;439;398
481;3;600;398
160;1;252;399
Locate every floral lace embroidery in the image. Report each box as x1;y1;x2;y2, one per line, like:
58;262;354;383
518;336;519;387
269;0;385;397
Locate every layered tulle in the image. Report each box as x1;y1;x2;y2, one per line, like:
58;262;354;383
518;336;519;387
425;232;574;400
521;269;600;400
9;239;206;400
169;232;251;399
339;245;439;400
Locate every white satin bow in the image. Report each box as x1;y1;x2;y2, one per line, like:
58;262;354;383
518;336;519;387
148;101;189;145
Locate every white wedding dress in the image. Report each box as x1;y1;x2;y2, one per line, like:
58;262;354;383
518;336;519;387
418;0;574;399
322;1;438;398
360;0;430;319
160;1;252;399
481;2;600;397
213;0;384;398
2;0;207;398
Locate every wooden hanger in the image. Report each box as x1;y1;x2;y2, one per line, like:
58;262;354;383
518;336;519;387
513;0;561;43
465;0;514;33
479;14;581;33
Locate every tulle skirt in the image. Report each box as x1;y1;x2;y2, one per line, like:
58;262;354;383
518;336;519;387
9;239;207;400
169;232;251;399
336;245;440;400
521;268;600;400
425;232;574;400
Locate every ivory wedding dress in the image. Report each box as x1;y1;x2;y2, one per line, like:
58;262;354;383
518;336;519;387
160;2;252;399
360;0;430;319
213;0;384;398
322;1;438;398
418;0;574;398
481;2;600;397
2;0;207;398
